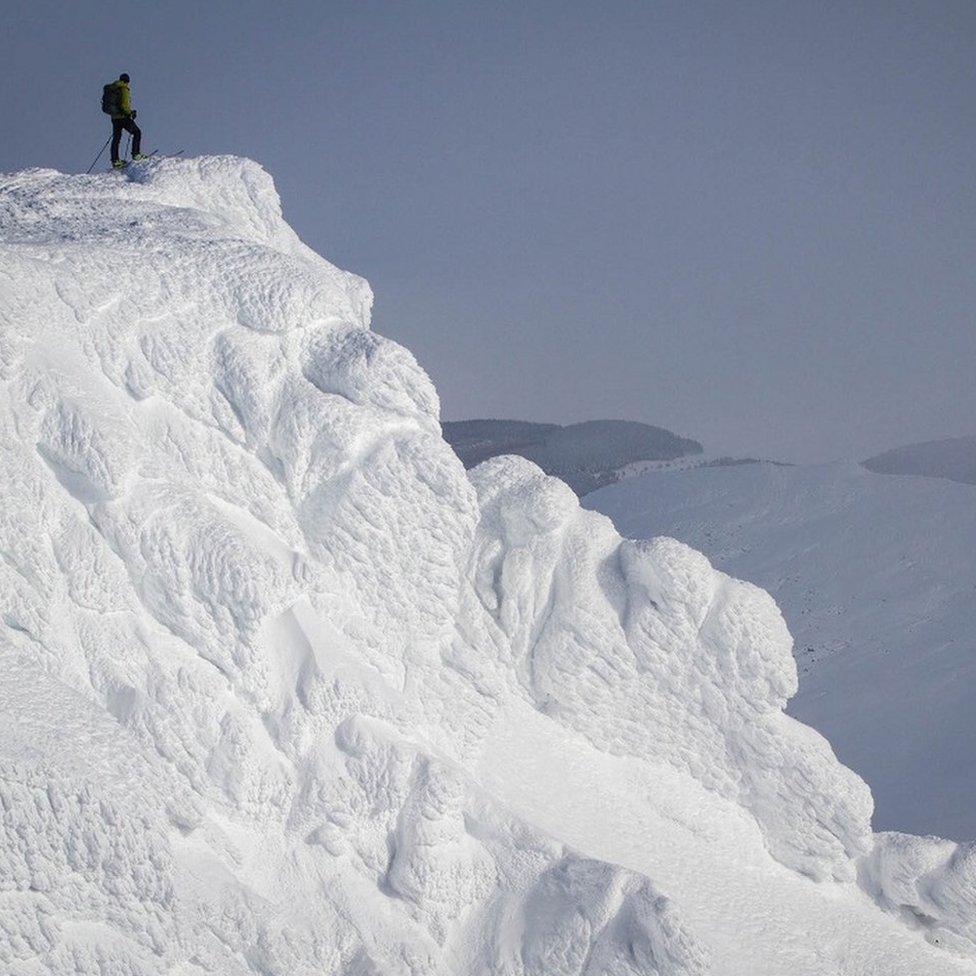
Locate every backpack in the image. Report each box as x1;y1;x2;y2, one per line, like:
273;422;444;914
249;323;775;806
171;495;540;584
101;83;120;116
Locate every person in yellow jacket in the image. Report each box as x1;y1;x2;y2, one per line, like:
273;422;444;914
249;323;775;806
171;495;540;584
105;73;147;168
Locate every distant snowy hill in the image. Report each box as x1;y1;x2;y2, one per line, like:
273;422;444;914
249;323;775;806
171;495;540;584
586;461;976;842
864;435;976;486
1;157;974;974
443;418;703;494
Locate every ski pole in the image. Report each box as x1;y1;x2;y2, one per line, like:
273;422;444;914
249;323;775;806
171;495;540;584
85;136;112;174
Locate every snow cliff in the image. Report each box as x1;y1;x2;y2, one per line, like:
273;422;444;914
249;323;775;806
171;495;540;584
0;156;972;975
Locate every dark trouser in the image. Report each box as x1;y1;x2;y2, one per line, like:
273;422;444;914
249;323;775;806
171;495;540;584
111;116;141;163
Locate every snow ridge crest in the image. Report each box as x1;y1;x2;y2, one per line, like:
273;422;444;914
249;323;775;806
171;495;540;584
0;156;972;974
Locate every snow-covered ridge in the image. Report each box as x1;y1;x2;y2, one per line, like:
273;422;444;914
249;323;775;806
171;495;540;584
0;156;973;974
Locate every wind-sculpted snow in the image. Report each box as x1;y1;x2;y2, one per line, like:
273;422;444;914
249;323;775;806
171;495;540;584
585;460;976;841
466;457;872;880
859;833;976;957
0;156;972;974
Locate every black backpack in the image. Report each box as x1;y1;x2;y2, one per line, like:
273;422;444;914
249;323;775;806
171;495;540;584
101;83;120;115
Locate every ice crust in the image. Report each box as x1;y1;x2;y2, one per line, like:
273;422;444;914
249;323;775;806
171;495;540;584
0;157;972;974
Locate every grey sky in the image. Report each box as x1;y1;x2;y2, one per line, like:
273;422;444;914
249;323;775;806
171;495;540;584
4;1;974;462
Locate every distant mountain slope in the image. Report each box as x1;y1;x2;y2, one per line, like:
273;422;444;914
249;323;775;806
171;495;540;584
443;418;703;494
586;461;976;842
864;435;976;485
440;418;563;467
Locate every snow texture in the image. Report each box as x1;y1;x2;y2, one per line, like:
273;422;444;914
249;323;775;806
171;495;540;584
0;156;973;975
859;832;976;957
585;461;976;842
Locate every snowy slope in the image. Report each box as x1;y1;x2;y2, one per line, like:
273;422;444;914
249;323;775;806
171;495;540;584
0;157;973;975
586;461;976;842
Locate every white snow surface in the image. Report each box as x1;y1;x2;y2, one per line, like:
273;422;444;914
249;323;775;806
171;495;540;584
0;156;972;975
585;461;976;842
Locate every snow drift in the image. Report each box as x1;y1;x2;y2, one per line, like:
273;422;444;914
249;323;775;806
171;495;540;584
0;156;972;974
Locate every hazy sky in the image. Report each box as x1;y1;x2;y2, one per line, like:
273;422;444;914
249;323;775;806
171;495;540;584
4;1;974;462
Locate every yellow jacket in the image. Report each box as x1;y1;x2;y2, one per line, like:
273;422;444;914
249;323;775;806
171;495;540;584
109;80;132;120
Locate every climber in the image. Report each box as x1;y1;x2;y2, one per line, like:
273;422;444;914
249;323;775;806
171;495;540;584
102;73;148;168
